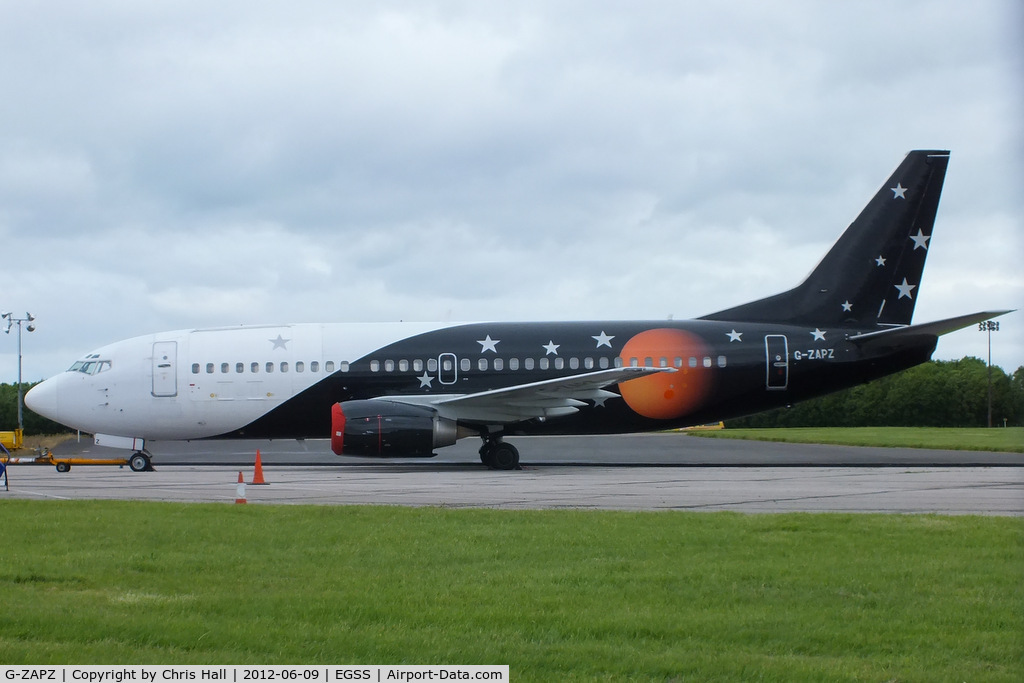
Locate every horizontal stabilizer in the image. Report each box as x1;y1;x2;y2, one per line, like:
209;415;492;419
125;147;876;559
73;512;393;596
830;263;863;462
847;310;1013;344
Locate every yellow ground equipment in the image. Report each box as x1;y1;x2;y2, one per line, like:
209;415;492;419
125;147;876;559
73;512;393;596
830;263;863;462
1;449;131;473
0;429;24;450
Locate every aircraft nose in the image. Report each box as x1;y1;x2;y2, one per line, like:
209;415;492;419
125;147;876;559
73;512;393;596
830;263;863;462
24;378;59;421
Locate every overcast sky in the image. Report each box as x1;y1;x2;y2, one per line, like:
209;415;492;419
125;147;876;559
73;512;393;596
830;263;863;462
2;0;1021;383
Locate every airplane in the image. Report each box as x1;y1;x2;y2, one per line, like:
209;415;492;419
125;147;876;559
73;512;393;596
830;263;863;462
25;150;1010;472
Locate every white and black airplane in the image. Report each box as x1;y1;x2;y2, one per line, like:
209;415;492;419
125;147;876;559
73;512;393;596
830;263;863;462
26;150;1009;471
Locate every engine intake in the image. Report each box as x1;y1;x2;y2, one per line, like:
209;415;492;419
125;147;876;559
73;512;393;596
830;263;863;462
331;400;458;457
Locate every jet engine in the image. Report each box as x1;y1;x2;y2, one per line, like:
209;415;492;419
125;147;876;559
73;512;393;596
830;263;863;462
331;400;459;457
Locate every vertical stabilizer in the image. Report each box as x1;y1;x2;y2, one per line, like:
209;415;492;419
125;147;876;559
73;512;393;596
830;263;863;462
701;150;950;327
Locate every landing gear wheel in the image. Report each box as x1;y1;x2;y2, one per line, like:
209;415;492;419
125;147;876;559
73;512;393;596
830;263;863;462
490;442;520;470
55;462;71;473
480;447;496;468
129;452;152;472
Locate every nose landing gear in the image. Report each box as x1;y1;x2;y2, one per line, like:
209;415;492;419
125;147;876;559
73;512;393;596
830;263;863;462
128;451;155;472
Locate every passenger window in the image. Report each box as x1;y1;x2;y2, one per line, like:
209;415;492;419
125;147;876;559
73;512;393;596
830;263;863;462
460;358;471;372
584;357;594;369
428;358;438;372
718;355;727;368
340;361;349;372
281;362;289;373
509;358;519;371
554;358;564;370
675;357;683;368
384;360;394;372
266;362;275;373
236;362;244;373
192;363;200;374
251;362;260;373
296;361;304;373
325;361;335;373
370;360;380;372
569;357;579;370
703;357;712;368
494;358;504;371
399;360;409;372
524;358;534;370
311;361;319;372
413;359;423;372
207;363;214;374
221;363;229;373
539;358;549;370
689;357;697;368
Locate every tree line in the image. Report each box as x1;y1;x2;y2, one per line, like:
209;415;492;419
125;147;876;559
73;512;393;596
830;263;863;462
2;356;1023;435
728;357;1024;428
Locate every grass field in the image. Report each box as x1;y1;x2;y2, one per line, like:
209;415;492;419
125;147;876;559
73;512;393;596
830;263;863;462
1;500;1021;680
696;426;1024;452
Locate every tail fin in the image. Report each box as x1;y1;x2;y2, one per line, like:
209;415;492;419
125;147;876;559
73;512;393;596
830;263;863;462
701;150;950;328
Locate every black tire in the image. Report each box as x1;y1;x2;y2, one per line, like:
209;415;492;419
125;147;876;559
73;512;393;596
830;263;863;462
480;447;496;468
129;452;150;472
490;442;520;470
56;462;71;473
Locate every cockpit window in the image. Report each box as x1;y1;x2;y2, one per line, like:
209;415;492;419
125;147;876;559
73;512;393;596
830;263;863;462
68;359;112;375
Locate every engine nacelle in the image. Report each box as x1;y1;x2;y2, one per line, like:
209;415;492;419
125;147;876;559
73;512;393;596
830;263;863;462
331;400;458;457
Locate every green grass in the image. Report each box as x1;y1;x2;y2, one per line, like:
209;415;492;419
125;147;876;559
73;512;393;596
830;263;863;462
1;501;1021;681
695;426;1024;452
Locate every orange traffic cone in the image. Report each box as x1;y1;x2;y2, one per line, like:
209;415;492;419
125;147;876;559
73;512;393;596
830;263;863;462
235;471;247;504
251;449;268;485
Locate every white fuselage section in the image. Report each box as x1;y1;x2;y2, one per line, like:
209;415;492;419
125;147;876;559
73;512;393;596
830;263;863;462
26;322;448;440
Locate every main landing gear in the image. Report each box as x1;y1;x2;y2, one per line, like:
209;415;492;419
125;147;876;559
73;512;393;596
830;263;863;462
128;451;155;472
479;436;520;471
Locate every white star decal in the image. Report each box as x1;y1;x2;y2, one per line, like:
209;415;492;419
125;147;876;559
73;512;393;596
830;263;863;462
269;334;290;350
909;229;931;250
592;331;615;348
727;329;743;342
875;255;887;267
477;335;500;353
542;340;560;355
894;278;916;299
841;301;853;312
811;328;827;341
417;372;434;389
890;183;907;199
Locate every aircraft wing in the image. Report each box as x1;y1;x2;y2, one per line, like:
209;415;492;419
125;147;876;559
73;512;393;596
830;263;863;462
847;310;1013;345
384;366;674;423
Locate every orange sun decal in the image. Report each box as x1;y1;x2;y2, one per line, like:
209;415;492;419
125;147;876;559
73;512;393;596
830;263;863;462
618;328;713;420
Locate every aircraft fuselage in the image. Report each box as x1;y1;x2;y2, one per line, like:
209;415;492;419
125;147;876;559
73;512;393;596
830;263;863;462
27;318;934;444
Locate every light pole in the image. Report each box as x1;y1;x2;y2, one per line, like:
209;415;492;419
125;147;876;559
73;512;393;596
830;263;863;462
3;312;36;433
977;320;1000;428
